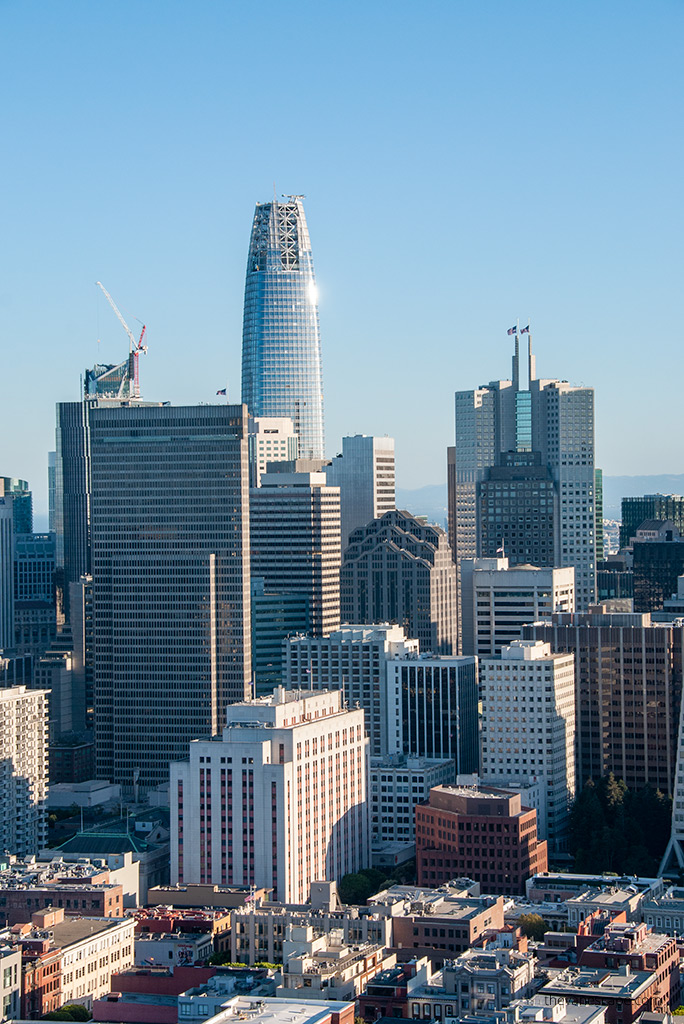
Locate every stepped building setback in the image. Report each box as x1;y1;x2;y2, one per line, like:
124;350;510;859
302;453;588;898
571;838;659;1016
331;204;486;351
341;510;458;655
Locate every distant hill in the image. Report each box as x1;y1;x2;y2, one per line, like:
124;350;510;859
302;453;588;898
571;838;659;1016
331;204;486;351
602;475;684;519
398;476;684;526
396;484;448;529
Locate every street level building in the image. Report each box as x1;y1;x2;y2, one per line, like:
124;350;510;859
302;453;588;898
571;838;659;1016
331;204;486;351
171;689;369;904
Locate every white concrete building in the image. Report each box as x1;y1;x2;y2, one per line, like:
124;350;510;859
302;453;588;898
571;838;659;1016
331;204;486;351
324;434;396;550
370;755;455;847
171;688;370;904
248;416;299;488
461;557;575;656
0;940;21;1021
36;907;135;1009
284;625;418;756
480;641;576;852
0;685;48;858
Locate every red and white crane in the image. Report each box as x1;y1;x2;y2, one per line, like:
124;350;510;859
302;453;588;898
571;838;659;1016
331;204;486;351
96;281;147;399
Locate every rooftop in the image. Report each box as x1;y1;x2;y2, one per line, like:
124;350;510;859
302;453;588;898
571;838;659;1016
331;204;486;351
542;966;654;1000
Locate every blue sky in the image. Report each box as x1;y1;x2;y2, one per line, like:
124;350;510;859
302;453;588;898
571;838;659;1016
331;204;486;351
1;0;682;521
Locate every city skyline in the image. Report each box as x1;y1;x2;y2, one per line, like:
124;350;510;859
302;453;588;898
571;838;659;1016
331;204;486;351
1;2;682;519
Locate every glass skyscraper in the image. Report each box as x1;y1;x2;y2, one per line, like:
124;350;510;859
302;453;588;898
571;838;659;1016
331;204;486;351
241;197;325;460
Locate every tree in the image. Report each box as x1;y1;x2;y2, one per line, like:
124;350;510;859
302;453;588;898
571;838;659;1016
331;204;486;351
518;913;548;942
338;872;375;905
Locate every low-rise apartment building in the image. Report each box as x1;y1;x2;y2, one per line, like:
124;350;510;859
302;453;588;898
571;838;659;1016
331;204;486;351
19;907;134;1010
277;925;393;1000
406;948;536;1018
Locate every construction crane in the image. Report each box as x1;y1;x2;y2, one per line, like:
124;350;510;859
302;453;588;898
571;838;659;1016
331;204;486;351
96;281;147;399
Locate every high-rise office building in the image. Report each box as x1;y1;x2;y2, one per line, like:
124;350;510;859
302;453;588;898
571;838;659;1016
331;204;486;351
89;403;252;791
13;532;57;661
250;470;341;637
480;640;576;852
248;416;299;488
251;577;309;694
242;197;325;460
387;654;479;770
524;610;684;794
621;494;684;550
0;685;48;857
0;478;32;534
54;358;150;617
341;510;458;655
459;557;575;657
170;688;369;903
325;435;396;550
48;452;57;532
0;497;13;651
285;625;419;756
449;333;596;613
631;521;684;613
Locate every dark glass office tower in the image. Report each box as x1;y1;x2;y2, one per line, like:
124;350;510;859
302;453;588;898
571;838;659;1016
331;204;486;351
241;197;325;460
89;404;252;791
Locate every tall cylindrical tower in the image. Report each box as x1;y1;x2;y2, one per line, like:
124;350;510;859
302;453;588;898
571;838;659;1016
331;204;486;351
241;197;325;460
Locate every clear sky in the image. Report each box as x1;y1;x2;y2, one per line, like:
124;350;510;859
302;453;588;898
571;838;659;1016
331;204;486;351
1;0;682;521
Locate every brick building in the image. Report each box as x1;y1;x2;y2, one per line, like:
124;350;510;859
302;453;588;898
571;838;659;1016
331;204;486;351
416;785;547;894
0;879;124;926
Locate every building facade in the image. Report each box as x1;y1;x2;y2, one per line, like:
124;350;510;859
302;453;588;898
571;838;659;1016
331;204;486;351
284;625;419;757
248;416;299;488
387;655;479;770
325;435;396;550
89;403;252;791
242;197;325;460
416;784;548;894
621;494;684;550
250;471;341;637
524;611;684;794
0;686;48;858
0;499;13;651
171;689;370;904
449;334;596;615
341;511;458;655
460;557;575;657
479;640;576;852
370;755;456;847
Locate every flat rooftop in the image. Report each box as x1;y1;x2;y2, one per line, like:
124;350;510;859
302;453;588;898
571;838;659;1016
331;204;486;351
49;916;130;947
543;966;654;999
